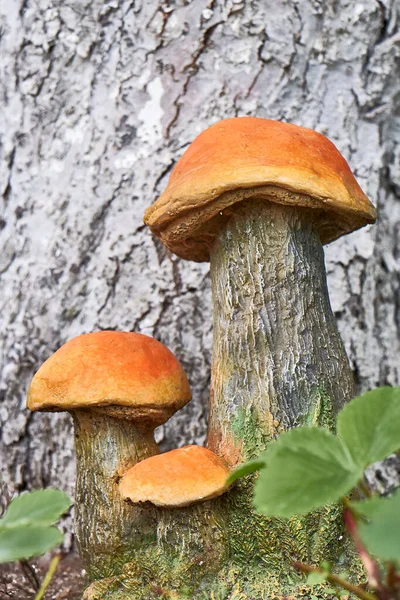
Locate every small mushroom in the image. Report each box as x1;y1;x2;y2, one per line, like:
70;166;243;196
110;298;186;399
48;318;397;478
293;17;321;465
119;445;230;507
26;330;191;580
117;444;231;592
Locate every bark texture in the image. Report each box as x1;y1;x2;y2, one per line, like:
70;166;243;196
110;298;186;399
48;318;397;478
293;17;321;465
1;0;400;545
72;410;160;580
209;201;355;465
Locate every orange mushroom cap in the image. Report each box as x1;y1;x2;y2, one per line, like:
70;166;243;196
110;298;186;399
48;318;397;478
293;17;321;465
144;117;376;262
26;331;191;425
119;445;231;507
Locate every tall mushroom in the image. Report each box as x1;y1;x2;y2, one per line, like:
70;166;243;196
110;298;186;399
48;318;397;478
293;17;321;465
144;117;376;461
144;117;377;594
26;330;191;580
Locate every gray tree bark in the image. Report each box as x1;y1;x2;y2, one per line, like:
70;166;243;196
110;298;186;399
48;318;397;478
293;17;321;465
1;0;399;546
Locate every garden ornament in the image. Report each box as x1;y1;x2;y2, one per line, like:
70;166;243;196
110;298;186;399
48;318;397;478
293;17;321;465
26;330;191;580
119;445;231;507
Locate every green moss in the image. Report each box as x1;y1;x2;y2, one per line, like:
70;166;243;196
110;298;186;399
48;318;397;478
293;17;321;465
224;475;355;597
303;386;337;432
83;553;364;600
83;543;228;600
227;477;309;568
231;405;271;459
82;386;360;599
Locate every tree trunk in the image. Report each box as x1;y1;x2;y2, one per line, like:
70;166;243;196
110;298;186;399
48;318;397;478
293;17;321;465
1;0;399;571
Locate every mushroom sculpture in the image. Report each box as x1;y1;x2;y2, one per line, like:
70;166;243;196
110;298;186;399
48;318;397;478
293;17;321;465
83;445;232;600
144;118;377;596
26;330;191;580
119;445;230;507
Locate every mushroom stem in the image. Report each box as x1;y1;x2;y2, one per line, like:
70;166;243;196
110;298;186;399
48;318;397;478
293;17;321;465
208;200;355;463
82;498;229;600
207;200;356;584
72;409;159;580
155;500;229;588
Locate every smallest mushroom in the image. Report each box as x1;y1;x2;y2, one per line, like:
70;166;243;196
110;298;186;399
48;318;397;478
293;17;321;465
119;445;231;507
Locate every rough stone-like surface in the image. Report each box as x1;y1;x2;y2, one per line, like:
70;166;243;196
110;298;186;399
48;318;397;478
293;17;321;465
1;0;400;546
209;202;355;464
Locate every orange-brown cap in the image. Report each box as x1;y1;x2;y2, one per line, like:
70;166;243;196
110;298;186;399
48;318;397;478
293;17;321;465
144;117;376;262
119;445;230;507
26;331;191;424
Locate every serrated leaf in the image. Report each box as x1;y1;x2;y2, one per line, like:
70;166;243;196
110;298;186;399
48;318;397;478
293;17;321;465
0;526;63;563
307;571;328;585
253;428;361;517
337;387;400;469
358;490;400;562
1;490;71;528
226;456;267;485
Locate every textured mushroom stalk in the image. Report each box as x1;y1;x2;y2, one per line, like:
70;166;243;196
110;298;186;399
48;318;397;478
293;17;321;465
204;199;357;593
73;408;159;580
208;200;356;463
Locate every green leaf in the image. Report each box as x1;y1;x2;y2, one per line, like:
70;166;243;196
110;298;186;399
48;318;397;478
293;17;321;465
307;571;328;585
253;428;361;517
324;588;339;596
337;387;400;468
349;496;385;519
226;456;267;485
0;526;63;563
1;490;71;528
358;490;400;562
